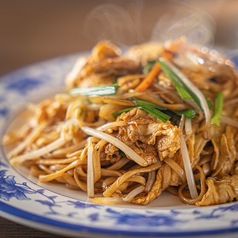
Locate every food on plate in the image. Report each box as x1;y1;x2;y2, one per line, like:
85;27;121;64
3;38;238;206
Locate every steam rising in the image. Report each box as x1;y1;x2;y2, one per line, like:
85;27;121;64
83;4;138;47
83;1;216;48
151;2;215;47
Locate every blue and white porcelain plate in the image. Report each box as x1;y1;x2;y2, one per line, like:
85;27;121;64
1;53;238;238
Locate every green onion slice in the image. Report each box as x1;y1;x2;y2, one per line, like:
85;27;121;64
158;57;212;139
158;60;194;101
112;106;170;123
158;59;213;109
119;150;127;158
112;108;135;118
134;99;196;119
174;109;197;119
139;106;170;122
211;91;223;126
133;99;165;110
68;85;118;96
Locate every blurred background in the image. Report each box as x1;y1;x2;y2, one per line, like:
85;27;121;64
0;0;238;75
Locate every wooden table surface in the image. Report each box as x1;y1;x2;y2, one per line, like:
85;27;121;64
0;0;238;237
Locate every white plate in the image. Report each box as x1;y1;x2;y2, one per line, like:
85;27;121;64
1;53;238;238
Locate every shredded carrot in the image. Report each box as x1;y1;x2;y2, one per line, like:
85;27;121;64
135;61;161;92
135;50;173;92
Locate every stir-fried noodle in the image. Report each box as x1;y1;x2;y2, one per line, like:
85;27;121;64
3;38;238;206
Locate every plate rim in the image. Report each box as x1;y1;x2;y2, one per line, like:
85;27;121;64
1;200;238;237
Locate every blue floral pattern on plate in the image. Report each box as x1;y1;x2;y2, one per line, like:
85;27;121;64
0;169;35;201
0;53;238;237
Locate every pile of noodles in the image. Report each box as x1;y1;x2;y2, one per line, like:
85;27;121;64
3;38;238;206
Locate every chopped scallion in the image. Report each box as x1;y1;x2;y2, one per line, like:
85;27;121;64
133;99;165;110
112;107;135;118
112;106;170;123
211;91;223;126
158;57;212;139
68;85;118;96
138;106;170;122
119;150;127;158
158;59;213;109
174;109;197;119
158;59;199;104
195;180;201;185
